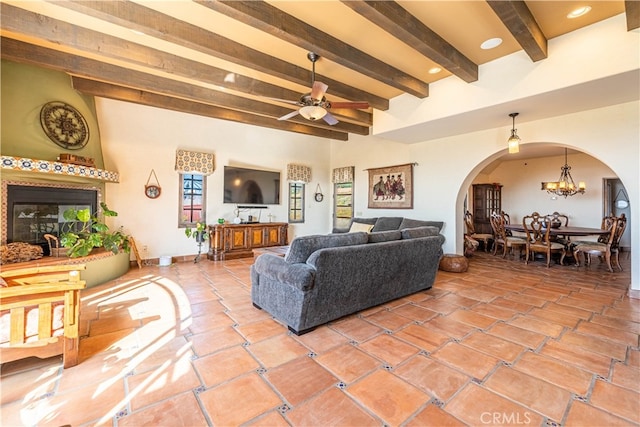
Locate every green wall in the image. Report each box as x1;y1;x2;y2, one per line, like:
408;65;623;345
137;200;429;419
1;60;104;168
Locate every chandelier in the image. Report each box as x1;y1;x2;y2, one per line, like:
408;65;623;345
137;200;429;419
544;148;586;197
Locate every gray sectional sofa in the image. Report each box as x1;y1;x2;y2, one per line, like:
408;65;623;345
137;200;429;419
333;216;444;234
250;217;445;335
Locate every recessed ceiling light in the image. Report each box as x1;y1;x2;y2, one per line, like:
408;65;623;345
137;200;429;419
130;29;146;36
567;6;591;18
480;37;503;50
428;67;442;74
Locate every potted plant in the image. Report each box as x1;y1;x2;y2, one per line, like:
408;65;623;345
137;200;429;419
185;222;208;263
60;202;131;258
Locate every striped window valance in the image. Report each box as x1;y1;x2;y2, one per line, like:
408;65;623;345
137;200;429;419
287;164;311;183
175;149;215;175
332;166;354;183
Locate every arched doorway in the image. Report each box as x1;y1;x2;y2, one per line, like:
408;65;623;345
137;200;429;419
459;144;632;278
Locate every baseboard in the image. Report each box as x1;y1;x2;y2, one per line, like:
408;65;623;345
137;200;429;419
129;254;202;267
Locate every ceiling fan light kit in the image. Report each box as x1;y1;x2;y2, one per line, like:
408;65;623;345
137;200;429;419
299;105;327;121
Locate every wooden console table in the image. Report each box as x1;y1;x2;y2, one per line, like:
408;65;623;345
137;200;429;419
207;222;288;261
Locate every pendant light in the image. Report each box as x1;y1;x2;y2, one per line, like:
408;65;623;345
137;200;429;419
507;112;520;154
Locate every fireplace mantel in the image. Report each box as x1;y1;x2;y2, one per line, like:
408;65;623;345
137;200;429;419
1;155;119;183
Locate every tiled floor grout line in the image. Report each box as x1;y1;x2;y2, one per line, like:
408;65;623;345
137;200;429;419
2;251;637;426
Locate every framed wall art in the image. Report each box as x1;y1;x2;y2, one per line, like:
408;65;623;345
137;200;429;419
367;163;414;209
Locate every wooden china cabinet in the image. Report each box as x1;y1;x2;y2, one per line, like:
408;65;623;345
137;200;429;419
472;183;502;235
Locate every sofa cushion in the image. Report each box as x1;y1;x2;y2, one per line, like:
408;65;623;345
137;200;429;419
349;222;374;233
372;217;403;232
399;218;445;232
401;226;440;239
285;232;369;264
368;230;402;243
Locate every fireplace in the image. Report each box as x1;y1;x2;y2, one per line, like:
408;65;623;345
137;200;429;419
4;183;99;255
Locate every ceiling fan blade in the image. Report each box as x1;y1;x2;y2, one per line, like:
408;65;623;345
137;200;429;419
310;81;328;101
328;101;370;109
278;110;300;121
322;112;339;125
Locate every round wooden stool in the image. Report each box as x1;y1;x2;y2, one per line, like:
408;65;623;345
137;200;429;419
439;254;469;273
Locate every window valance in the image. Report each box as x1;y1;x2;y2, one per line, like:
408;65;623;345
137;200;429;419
175;149;215;175
332;166;354;183
287;164;311;183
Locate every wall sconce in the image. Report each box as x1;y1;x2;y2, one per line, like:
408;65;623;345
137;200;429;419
507;112;520;154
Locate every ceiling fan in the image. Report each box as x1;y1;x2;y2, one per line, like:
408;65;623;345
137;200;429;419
276;52;370;125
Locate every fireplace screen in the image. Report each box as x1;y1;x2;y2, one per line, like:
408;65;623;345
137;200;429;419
12;203;91;243
6;185;98;254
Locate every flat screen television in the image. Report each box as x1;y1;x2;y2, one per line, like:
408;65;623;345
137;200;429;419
223;166;281;205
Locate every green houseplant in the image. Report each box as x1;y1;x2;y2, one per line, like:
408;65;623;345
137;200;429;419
60;202;131;258
185;222;208;263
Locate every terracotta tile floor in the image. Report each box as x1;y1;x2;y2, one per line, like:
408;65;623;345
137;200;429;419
1;250;638;426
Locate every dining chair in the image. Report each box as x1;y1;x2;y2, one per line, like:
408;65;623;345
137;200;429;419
500;211;513;236
464;211;493;252
573;213;626;272
545;211;569;228
464;234;480;257
490;212;526;259
545;211;570;245
522;212;567;268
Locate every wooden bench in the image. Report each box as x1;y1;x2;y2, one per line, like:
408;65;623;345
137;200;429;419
1;264;86;368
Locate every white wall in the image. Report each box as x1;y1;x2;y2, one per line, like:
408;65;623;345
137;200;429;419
97;100;332;260
95;11;639;292
96;98;638;292
331;101;639;292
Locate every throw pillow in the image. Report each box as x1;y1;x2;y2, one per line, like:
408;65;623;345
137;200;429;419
349;222;374;233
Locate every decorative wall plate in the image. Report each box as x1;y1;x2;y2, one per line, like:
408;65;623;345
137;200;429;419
145;169;161;199
40;101;90;150
145;185;161;199
314;183;324;202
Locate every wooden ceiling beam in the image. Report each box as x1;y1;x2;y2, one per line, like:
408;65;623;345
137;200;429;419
1;3;371;126
486;0;547;62
51;0;389;111
197;0;430;98
70;78;350;141
0;38;364;138
341;0;478;83
625;0;640;30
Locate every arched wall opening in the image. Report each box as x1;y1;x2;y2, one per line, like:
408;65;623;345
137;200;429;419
456;141;633;291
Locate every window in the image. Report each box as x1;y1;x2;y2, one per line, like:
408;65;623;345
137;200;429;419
288;182;305;223
180;173;206;227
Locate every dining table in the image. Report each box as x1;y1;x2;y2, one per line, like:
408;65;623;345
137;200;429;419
504;224;611;266
504;224;611;237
